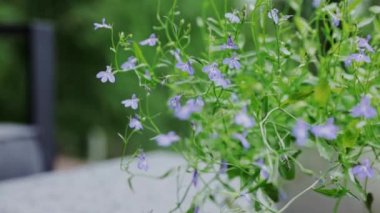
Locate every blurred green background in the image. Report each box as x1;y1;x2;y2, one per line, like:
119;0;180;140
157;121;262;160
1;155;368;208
0;0;226;159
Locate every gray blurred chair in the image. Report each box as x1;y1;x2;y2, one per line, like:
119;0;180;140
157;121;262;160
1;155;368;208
0;22;55;180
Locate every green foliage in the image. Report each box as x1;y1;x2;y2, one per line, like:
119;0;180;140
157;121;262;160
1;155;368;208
96;0;380;211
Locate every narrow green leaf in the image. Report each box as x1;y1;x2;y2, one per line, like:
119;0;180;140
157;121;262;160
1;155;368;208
314;187;348;198
263;183;279;202
370;6;380;14
316;140;334;161
279;158;296;180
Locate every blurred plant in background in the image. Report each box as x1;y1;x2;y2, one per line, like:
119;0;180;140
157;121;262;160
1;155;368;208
95;0;380;212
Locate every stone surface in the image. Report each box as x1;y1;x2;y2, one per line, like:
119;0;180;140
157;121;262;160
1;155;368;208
0;150;378;213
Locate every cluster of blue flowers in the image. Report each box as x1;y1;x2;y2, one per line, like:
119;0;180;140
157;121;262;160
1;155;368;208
94;1;380;210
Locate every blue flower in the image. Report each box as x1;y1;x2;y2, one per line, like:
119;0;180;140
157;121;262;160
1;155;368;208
194;206;200;213
268;8;279;24
93;18;112;30
176;61;195;75
351;159;374;180
219;160;228;174
129;116;143;131
351;96;377;119
311;118;339;140
358;35;374;53
168;95;182;111
121;94;139;110
256;159;269;180
220;36;238;50
233;132;250;149
344;51;370;67
154;131;180;147
139;33;158;46
225;12;240;23
121;56;137;71
234;107;255;128
171;49;182;62
192;169;199;187
171;49;194;75
331;12;341;27
202;63;230;88
175;97;204;120
96;66;115;83
137;151;148;171
292;119;309;146
223;53;241;70
312;0;321;8
144;70;151;80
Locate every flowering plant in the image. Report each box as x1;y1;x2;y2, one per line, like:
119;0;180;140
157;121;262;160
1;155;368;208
95;0;380;212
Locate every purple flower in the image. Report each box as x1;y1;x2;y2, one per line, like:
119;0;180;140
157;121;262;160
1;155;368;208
144;70;151;80
139;33;158;46
220;36;238;50
331;12;341;27
121;94;139;110
129;116;143;131
137;151;148;171
202;62;219;74
171;49;182;62
358;35;374;52
93;18;112;30
311;118;339;140
351;96;377;119
268;8;279;24
225;12;240;23
256;159;270;180
344;51;371;67
233;132;250;149
234;108;255;128
351;159;374;180
121;56;137;71
223;54;241;70
171;49;194;75
168;95;182;111
194;206;200;213
96;66;115;83
175;97;204;120
202;63;230;88
292;119;309;146
312;0;321;8
219;160;228;174
154;131;180;147
192;169;199;187
176;61;195;75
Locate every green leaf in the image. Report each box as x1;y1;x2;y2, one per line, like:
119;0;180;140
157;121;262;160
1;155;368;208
358;17;374;28
316;140;334;161
278;158;296;180
289;85;314;102
370;6;380;14
314;187;348;198
339;120;360;148
263;183;279;202
314;80;331;107
294;16;311;37
365;193;374;211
